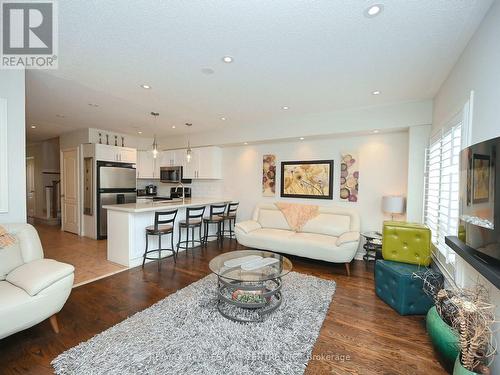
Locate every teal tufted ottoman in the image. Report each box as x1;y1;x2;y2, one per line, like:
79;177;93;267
375;260;434;315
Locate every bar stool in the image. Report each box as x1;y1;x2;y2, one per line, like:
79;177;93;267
202;203;227;248
221;202;239;240
142;209;178;271
177;206;205;254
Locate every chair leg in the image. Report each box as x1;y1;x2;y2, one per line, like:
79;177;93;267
158;235;162;271
199;224;203;248
142;233;148;268
171;232;176;263
49;314;59;334
345;262;351;277
220;221;224;247
177;227;181;255
191;227;195;249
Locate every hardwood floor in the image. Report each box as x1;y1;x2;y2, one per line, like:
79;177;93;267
0;227;447;375
35;223;126;285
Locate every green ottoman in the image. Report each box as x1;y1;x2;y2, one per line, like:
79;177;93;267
375;260;434;315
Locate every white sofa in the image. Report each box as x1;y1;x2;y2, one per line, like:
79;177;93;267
0;223;74;339
235;203;360;275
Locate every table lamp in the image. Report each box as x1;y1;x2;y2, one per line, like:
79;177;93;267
382;195;405;221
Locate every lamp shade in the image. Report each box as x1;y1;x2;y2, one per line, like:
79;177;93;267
382;195;405;214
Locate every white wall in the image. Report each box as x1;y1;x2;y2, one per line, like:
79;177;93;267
406;124;431;222
221;131;409;235
0;70;26;224
433;1;500;372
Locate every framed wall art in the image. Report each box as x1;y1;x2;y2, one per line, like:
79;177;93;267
280;160;333;199
262;154;276;197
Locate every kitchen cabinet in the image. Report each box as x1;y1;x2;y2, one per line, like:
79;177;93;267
180;146;222;179
136;150;155;179
95;144;137;163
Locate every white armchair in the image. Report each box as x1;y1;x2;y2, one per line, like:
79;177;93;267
0;223;74;339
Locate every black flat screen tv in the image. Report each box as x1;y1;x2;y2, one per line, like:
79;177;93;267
459;135;500;263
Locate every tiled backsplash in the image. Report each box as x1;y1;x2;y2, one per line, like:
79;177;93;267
137;179;224;197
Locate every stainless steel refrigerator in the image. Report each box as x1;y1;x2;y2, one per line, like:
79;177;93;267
97;161;136;239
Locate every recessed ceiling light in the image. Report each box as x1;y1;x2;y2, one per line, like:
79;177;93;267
140;84;151;89
222;56;233;63
31;125;36;129
372;90;381;95
244;142;248;145
137;131;142;134
282;106;289;110
56;114;65;118
172;125;176;129
365;4;384;18
373;129;380;133
220;117;226;121
299;137;305;140
88;103;99;107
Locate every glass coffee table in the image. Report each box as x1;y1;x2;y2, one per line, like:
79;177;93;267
209;250;293;323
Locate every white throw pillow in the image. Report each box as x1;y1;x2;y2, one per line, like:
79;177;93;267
0;241;23;280
257;209;291;230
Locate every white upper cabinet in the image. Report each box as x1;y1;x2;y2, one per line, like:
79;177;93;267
95;144;137;163
136;150;155;179
174;146;221;179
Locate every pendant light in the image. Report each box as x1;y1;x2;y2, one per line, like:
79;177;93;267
151;112;159;158
185;123;193;163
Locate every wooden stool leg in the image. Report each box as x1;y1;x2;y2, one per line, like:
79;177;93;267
49;314;59;334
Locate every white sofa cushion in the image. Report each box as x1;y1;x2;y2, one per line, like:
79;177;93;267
300;213;351;237
0;241;23;281
235;220;262;234
336;231;361;246
1;223;44;263
257;208;290;230
6;259;75;296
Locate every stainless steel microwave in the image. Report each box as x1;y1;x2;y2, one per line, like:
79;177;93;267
160;166;182;183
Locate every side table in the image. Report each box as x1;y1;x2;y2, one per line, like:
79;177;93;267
361;231;383;262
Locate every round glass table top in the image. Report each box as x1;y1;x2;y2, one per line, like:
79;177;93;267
209;250;293;282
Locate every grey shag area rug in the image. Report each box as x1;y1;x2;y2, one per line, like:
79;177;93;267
52;272;336;375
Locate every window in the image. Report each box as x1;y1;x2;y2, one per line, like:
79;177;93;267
423;121;462;278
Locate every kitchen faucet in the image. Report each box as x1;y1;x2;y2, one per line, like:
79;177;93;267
176;181;185;204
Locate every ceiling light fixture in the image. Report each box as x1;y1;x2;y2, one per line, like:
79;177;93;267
365;4;384;18
185;123;193;163
372;90;381;95
244;142;248;145
137;131;142;134
299;137;305;140
222;56;233;63
140;84;151;89
88;103;99;107
373;129;380;134
282;106;289;110
150;112;160;158
56;114;65;118
221;117;226;121
172;125;176;129
31;125;37;129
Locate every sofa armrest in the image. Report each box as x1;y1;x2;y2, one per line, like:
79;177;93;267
336;231;360;247
235;220;262;234
6;259;74;296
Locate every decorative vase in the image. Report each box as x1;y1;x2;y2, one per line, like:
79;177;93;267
453;356;479;375
426;306;460;368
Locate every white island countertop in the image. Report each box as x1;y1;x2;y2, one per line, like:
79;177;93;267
103;197;232;213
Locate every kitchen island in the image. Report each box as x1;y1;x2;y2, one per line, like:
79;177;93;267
104;197;232;267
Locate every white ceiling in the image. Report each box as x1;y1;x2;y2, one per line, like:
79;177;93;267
26;0;493;142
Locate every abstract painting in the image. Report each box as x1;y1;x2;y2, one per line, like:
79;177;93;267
472;154;490;203
280;160;333;199
262;154;276;197
340;153;359;202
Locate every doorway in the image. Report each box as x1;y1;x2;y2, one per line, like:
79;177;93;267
26;156;35;219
